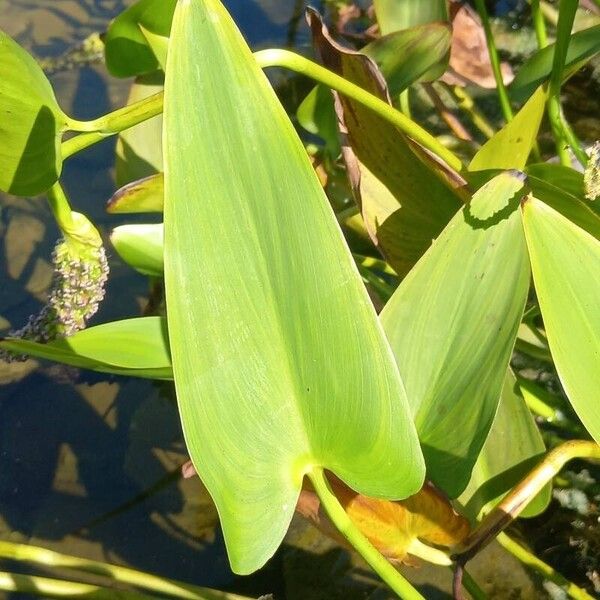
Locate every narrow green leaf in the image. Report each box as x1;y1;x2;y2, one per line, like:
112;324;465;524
363;23;452;96
0;31;68;195
373;0;448;34
0;318;172;379
526;163;585;199
511;25;600;102
164;0;424;574
107;173;164;214
110;223;164;277
522;197;600;444
296;85;340;157
104;0;176;77
139;25;169;71
115;73;164;186
381;171;531;497
527;174;600;241
307;10;462;279
458;369;550;522
469;87;546;172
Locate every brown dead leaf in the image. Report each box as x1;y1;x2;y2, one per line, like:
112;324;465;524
443;2;513;89
298;474;470;565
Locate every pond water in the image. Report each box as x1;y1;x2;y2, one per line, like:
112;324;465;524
0;1;586;599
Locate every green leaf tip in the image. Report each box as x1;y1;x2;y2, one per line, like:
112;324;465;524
164;0;424;575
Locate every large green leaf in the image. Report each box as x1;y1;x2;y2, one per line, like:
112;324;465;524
511;25;600;102
381;171;531;497
373;0;448;34
522;197;600;444
458;369;550;522
164;0;424;574
0;318;171;379
469;87;546;172
0;31;69;196
104;0;176;77
110;223;163;277
307;11;462;279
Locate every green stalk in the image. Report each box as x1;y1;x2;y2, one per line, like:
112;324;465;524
496;533;595;600
0;541;248;600
445;84;496;139
530;0;549;48
67;92;164;134
473;0;513;122
0;570;154;599
308;468;425;600
61;50;464;173
47;183;75;232
455;441;600;562
462;568;488;600
547;0;580;166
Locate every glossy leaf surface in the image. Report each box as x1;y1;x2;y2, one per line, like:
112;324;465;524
511;25;600;101
458;369;550;522
110;223;164;277
0;318;171;379
164;0;424;574
104;0;176;77
381;171;531;497
522;197;600;444
0;31;68;195
469;87;546;172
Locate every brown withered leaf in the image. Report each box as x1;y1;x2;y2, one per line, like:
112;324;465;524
298;474;470;565
443;2;513;89
306;9;463;278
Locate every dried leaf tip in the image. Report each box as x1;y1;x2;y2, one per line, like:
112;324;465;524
584;141;600;201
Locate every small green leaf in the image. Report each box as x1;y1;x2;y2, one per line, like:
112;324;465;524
458;369;550;522
110;223;164;277
522;197;600;444
0;31;69;196
164;0;424;574
104;0;176;77
0;318;172;379
107;173;164;214
296;85;340;157
511;25;600;102
363;23;452;96
469;87;546;172
381;171;531;497
526;163;585;199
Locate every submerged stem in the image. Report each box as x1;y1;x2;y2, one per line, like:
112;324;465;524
308;468;425;600
496;533;595;600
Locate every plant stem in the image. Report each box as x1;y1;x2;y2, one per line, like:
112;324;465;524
547;0;579;166
445;85;495;139
62;50;464;173
496;533;595;600
47;182;75;232
454;441;600;562
0;541;248;600
67;92;164;134
0;570;154;599
473;0;513;122
530;0;549;48
257;49;462;172
308;468;425;600
462;568;488;600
